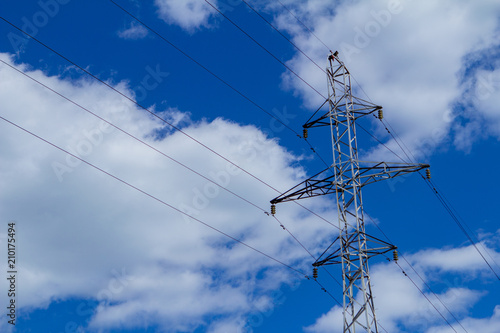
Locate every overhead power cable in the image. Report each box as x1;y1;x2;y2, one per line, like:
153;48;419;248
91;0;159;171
0;59;354;312
0;16;344;236
256;3;500;281
365;213;469;333
203;0;327;101
1;56;352;309
0;59;266;214
421;177;500;281
275;0;332;52
108;3;301;136
4;5;476;330
430;181;500;274
273;214;390;332
0;17;294;195
0;112;353;313
391;258;462;333
0;16;299;139
233;0;327;75
258;5;492;329
0;114;306;277
1;59;353;298
3;3;478;330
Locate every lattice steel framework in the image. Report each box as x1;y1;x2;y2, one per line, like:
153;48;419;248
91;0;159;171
271;52;429;333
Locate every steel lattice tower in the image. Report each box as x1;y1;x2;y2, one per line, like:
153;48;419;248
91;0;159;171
271;52;429;333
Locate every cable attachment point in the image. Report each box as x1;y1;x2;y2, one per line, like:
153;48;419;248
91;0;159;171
378;109;383;120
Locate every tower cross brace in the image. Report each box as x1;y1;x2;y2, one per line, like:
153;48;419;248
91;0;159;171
271;52;428;333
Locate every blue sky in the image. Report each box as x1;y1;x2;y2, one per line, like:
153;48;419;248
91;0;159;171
0;0;499;332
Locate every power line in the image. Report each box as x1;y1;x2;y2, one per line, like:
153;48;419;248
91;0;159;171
267;4;500;280
392;259;461;333
3;5;477;331
228;2;481;322
365;213;469;333
0;112;350;314
273;214;391;332
105;3;302;137
422;177;500;281
238;0;327;75
0;58;268;214
203;0;327;100
2;48;361;313
9;3;492;326
0;114;307;277
1;53;354;310
275;0;332;52
0;15;345;237
0;16;296;198
205;2;498;325
3;51;361;296
1;58;354;295
431;181;500;273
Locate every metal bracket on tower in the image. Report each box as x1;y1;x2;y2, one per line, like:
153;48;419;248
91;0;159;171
270;51;428;333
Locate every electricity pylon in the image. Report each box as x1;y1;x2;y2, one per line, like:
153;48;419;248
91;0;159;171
271;52;429;333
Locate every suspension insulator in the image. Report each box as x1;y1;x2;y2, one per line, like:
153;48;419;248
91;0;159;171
426;168;431;180
378;109;384;120
313;267;318;279
393;250;399;262
271;204;276;215
303;128;308;139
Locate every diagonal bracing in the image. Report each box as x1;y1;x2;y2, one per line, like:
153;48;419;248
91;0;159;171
271;52;429;333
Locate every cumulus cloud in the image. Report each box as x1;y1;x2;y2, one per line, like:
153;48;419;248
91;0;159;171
0;53;338;332
273;0;500;159
155;0;217;32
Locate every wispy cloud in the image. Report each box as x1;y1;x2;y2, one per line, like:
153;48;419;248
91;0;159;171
118;21;148;40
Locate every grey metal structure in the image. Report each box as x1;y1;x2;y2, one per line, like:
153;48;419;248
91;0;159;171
271;52;429;333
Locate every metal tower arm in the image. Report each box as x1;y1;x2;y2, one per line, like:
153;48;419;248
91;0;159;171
312;233;397;267
304;97;382;129
271;161;429;204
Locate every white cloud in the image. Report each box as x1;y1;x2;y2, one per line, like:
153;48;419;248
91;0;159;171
118;21;149;40
305;239;500;333
155;0;217;32
410;242;500;275
0;53;339;332
460;66;500;145
274;0;500;159
303;305;342;333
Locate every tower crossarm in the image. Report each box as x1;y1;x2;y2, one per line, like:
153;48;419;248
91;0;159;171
358;161;429;187
312;232;397;267
270;161;428;204
303;97;382;129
